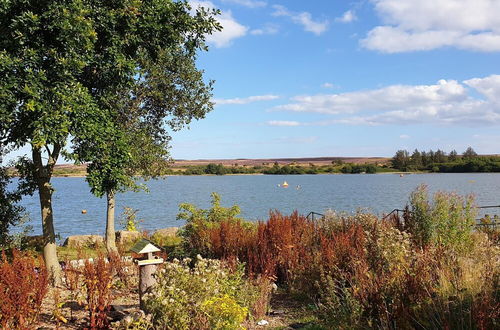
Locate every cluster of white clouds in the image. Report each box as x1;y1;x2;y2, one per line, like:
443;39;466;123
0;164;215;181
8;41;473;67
335;10;357;23
192;0;500;52
214;94;279;105
250;23;279;36
272;5;328;36
189;1;331;47
362;0;500;52
269;75;500;127
220;0;267;8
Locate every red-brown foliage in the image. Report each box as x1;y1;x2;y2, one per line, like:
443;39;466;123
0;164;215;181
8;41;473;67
83;254;113;330
108;251;131;286
0;250;49;329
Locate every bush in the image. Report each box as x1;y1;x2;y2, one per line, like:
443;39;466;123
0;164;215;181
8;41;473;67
177;192;246;257
178;192;498;329
407;185;477;252
83;254;114;329
0;250;48;328
143;256;269;329
201;294;248;329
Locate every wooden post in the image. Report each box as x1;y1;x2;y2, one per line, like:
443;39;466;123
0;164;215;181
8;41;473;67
139;264;158;311
130;239;164;311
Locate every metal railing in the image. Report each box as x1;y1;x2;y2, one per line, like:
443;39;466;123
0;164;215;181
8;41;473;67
306;211;325;221
308;205;500;230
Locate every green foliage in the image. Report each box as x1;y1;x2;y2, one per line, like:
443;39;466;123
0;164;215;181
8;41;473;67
0;165;27;248
316;274;364;329
390;147;500;172
143;256;261;329
119;207;142;232
67;0;221;198
0;0;221;271
177;192;244;256
407;185;477;251
204;163;227;175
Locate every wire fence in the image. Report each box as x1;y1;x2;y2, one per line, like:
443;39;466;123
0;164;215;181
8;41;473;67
307;205;500;230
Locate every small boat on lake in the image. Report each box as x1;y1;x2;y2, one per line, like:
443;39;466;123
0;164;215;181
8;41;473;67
282;181;289;187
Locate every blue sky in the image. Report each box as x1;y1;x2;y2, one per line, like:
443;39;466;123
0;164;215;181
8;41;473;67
3;0;500;164
170;0;500;159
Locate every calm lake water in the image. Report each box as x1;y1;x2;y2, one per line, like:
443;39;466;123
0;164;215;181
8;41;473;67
13;173;500;239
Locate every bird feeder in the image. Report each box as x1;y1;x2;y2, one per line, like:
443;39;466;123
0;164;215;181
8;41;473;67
130;239;164;310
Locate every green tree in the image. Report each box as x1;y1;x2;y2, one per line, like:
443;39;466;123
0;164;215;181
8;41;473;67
462;146;478;159
0;0;220;280
0;0;101;281
434;149;447;163
449;149;458;161
70;0;220;253
391;150;410;171
410;149;422;168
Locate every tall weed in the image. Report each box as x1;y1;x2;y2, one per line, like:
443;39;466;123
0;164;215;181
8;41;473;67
0;250;48;329
83;254;113;329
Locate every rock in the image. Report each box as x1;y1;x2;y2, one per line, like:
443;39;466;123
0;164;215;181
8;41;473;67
257;320;269;326
63;235;103;248
152;227;179;238
116;230;143;246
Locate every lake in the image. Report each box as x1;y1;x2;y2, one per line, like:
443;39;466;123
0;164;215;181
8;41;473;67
14;173;500;239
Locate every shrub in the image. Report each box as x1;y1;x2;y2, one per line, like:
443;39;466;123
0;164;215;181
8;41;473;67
407;185;477;252
0;250;48;329
177;192;245;257
143;256;269;329
83;254;114;329
202;294;248;329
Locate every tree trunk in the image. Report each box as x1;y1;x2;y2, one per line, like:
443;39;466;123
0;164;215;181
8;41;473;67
33;147;61;285
105;190;118;253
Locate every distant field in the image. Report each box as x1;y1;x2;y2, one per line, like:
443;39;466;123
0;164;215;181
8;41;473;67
174;156;390;167
39;156;391;176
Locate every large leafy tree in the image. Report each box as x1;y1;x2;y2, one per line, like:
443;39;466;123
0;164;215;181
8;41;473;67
0;0;220;281
71;1;219;252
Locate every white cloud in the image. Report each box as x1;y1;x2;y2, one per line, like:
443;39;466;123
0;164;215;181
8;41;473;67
362;0;500;52
250;24;279;35
190;1;248;47
274;75;500;126
221;0;266;8
272;5;328;35
214;94;280;105
267;120;301;127
399;134;410;139
322;82;335;89
336;10;357;23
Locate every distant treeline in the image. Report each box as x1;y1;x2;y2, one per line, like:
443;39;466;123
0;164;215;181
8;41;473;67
164;161;392;176
391;147;500;172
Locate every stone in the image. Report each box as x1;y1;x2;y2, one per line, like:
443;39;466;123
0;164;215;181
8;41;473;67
152;227;179;238
257;320;269;326
115;230;143;246
63;235;103;248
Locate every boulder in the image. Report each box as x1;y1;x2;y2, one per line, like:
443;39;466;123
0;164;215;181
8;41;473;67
63;235;104;248
152;227;179;238
115;230;143;246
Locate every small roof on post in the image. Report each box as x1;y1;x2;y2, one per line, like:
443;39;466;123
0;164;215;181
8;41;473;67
130;238;161;254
